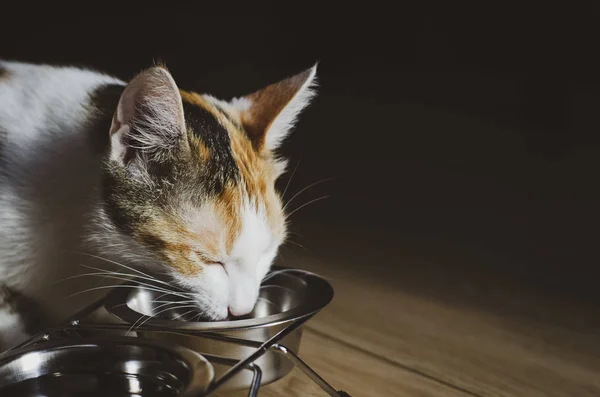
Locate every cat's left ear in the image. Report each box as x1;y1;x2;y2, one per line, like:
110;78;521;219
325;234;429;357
109;66;186;164
231;64;318;153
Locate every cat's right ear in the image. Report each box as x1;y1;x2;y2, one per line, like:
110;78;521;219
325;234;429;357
109;66;186;165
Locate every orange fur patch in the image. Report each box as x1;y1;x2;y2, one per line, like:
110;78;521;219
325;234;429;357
137;214;221;276
225;112;285;238
197;139;210;161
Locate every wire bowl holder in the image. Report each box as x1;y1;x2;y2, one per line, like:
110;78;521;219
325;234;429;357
0;267;352;397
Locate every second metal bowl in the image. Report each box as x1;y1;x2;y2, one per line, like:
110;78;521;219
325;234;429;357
0;338;214;397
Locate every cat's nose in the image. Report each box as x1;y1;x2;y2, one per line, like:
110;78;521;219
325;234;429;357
228;290;257;316
227;272;259;317
228;301;255;317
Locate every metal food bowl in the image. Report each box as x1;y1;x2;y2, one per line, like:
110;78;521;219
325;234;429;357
0;338;214;397
104;267;334;389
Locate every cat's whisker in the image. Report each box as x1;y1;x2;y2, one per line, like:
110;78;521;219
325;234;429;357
277;251;288;267
69;251;157;282
285;195;330;219
78;264;191;294
281;159;301;199
132;301;197;332
106;299;195;311
52;271;110;285
285;240;308;251
66;285;191;300
173;308;198;321
286;230;304;238
71;251;189;295
153;291;192;303
131;304;200;334
126;300;194;335
153;291;182;302
54;270;174;296
79;263;183;289
282;177;335;212
62;271;193;300
192;312;203;322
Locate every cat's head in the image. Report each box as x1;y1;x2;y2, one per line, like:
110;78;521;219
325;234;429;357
97;65;317;319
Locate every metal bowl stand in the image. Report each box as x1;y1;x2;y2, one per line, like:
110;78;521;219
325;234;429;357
2;297;352;397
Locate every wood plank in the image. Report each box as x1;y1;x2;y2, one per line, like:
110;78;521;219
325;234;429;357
212;330;470;397
278;222;600;397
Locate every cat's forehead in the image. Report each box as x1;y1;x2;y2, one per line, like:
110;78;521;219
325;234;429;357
179;193;276;256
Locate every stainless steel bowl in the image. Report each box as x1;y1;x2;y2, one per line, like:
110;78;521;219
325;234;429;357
0;338;214;397
104;267;334;389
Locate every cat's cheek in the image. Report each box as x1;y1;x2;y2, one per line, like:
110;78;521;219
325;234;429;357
258;246;279;280
171;265;229;320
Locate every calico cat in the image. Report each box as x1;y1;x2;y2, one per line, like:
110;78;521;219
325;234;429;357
0;60;317;350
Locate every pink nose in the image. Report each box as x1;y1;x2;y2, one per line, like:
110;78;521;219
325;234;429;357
228;302;255;317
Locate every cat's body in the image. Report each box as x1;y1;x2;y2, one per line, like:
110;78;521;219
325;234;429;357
0;61;127;343
0;60;317;350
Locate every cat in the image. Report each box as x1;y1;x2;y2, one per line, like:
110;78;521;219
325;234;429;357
0;60;317;351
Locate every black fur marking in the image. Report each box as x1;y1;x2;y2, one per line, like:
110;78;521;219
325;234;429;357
183;102;240;195
101;165;154;235
101;172;134;234
87;83;125;155
0;285;46;336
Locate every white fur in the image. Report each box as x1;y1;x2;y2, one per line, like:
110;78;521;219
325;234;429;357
0;60;123;150
228;96;252;113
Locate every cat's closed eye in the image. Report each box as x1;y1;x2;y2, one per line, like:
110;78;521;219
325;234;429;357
194;252;225;267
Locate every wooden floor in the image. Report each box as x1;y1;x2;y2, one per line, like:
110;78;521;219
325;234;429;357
215;219;600;397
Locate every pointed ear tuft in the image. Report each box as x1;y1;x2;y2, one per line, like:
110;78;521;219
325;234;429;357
231;64;318;152
109;66;186;164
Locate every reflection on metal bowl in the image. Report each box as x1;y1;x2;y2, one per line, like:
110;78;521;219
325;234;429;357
103;267;334;389
0;338;214;397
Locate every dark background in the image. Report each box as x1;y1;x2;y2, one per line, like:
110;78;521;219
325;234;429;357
2;5;600;301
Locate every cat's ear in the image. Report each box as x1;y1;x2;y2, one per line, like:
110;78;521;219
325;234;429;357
109;66;186;164
231;64;318;153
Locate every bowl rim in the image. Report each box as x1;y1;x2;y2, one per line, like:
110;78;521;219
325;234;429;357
103;266;334;331
0;337;215;396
